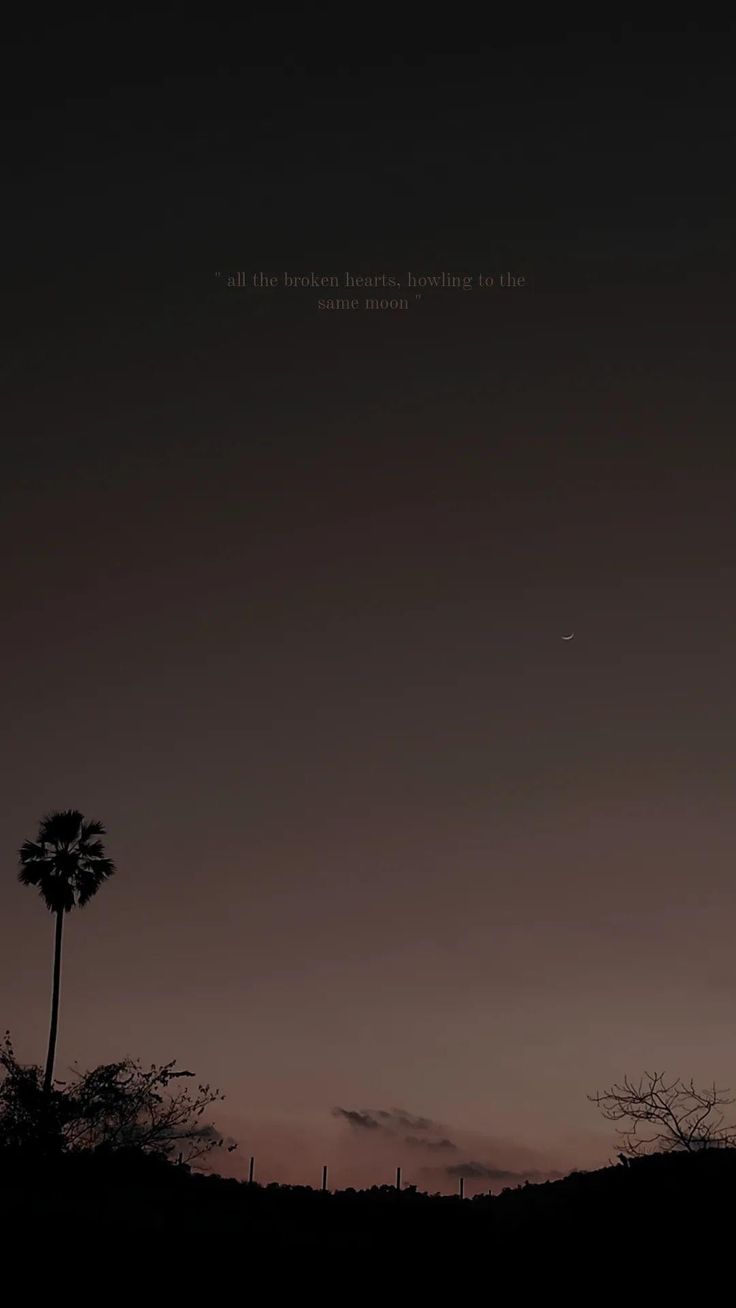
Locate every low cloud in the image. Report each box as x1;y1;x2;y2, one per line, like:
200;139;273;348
382;1110;436;1133
333;1105;459;1150
210;1104;592;1192
332;1104;567;1192
332;1108;381;1131
405;1134;457;1151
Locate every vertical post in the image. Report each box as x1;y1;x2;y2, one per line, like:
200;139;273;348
322;1164;328;1192
459;1176;464;1199
248;1155;254;1184
396;1166;401;1192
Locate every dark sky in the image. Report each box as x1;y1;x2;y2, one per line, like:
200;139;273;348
2;13;736;1190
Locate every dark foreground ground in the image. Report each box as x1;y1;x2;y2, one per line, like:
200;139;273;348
2;1146;732;1288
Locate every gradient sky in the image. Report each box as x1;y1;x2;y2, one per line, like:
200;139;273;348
2;14;736;1192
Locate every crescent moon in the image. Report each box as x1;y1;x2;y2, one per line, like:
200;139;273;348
561;633;574;640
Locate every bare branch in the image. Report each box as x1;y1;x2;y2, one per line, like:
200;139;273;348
588;1071;736;1156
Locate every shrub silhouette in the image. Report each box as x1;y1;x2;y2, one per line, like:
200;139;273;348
0;1033;230;1165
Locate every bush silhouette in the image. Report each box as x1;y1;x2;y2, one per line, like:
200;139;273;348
0;1033;229;1165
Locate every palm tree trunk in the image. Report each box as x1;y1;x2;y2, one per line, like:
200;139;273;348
43;908;64;1098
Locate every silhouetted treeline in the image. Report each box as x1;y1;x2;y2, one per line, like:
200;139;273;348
2;1141;734;1274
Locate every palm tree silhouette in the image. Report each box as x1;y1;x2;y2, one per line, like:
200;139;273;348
18;810;115;1097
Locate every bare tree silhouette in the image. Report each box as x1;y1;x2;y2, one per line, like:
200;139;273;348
18;811;115;1098
589;1071;736;1156
0;1035;232;1166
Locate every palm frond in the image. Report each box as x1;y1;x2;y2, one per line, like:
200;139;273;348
78;838;106;859
80;819;106;840
75;858;116;906
39;810;85;847
19;839;46;862
17;856;55;887
18;811;115;913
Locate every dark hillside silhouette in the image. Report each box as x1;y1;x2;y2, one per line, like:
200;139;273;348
2;1032;734;1279
1;1136;734;1279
